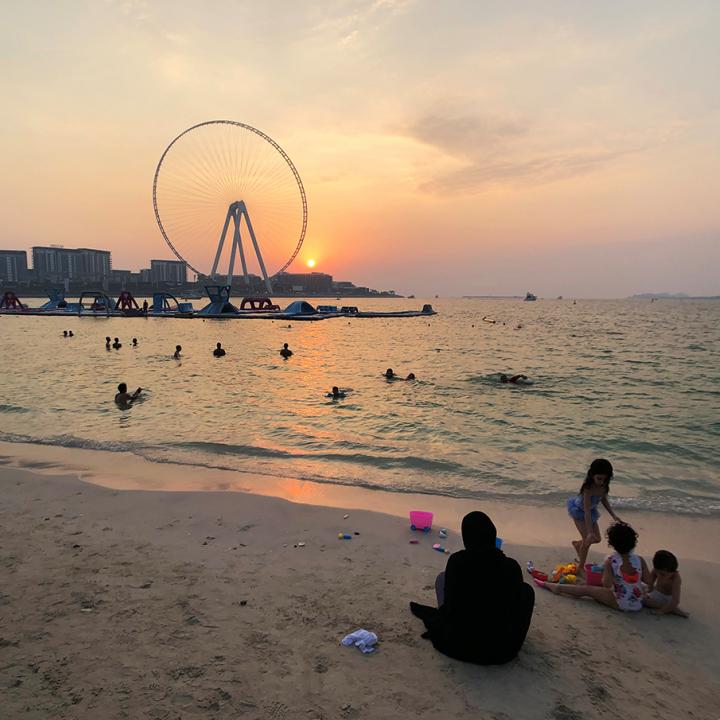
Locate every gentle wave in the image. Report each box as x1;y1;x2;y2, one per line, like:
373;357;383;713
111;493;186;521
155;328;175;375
0;404;30;413
1;432;719;516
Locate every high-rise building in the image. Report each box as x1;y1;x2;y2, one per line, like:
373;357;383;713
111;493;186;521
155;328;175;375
32;246;111;283
0;250;28;283
150;259;187;284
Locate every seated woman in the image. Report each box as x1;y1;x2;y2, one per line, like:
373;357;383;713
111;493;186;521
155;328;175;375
410;511;534;664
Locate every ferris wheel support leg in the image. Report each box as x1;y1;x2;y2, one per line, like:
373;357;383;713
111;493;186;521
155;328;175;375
212;207;233;277
243;207;273;294
233;211;250;283
227;221;240;287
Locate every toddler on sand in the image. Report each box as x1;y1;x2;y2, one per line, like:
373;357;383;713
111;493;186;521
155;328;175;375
644;550;689;617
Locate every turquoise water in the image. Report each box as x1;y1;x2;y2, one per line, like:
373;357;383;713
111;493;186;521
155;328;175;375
0;298;718;514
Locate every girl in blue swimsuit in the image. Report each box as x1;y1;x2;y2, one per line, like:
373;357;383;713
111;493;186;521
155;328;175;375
567;459;622;575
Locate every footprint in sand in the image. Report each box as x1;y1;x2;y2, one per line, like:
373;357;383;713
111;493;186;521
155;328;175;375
264;700;290;719
549;703;584;720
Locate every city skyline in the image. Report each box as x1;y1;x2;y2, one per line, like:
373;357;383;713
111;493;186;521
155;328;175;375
1;1;719;297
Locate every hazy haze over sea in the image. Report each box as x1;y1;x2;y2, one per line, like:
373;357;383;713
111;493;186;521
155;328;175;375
1;298;718;515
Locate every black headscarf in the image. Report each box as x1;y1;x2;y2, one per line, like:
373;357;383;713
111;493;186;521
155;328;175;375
410;511;534;664
461;511;497;551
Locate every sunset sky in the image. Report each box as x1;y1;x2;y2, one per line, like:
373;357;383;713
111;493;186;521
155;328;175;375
1;1;718;297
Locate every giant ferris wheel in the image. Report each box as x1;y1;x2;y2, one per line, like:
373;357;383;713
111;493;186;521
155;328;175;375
152;120;307;293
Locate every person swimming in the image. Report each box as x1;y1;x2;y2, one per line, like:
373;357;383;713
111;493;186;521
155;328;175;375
63;330;68;337
327;386;346;399
105;336;111;349
280;343;293;358
112;337;122;349
173;345;182;359
213;342;226;357
500;373;529;384
68;330;74;337
114;382;142;407
385;368;396;379
406;373;416;380
132;338;138;346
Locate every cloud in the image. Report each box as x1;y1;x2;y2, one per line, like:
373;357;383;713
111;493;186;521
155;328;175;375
403;113;529;159
307;0;415;46
399;109;673;195
419;146;646;194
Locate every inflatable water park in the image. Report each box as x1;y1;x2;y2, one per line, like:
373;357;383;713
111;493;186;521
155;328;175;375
0;287;437;322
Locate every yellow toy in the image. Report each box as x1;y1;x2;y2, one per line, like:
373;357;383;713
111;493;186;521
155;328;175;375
550;562;579;584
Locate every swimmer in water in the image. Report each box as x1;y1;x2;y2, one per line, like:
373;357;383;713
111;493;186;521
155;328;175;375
213;342;226;357
385;368;396;380
69;330;74;337
112;337;122;349
114;382;142;407
500;373;529;384
105;336;111;349
280;343;293;358
328;386;346;399
406;373;416;380
132;338;138;347
173;345;182;359
63;330;68;337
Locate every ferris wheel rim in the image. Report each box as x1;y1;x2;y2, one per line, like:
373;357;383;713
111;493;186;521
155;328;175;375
152;119;308;279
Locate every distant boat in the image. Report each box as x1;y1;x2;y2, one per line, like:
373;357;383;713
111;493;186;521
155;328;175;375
524;291;537;301
408;294;415;299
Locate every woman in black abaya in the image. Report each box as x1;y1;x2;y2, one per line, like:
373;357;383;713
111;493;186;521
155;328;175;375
410;511;534;664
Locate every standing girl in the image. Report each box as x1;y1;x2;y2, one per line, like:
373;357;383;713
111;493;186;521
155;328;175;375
566;458;622;574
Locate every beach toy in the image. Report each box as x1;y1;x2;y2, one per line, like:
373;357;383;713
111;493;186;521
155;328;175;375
409;539;419;544
338;533;352;540
584;563;604;586
432;543;449;553
550;562;579;583
409;510;433;533
495;537;503;549
526;561;548;582
439;528;448;539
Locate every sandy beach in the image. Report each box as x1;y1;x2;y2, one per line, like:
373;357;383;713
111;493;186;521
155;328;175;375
1;443;719;720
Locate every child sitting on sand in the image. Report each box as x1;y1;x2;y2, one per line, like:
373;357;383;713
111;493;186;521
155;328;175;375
643;550;689;617
538;522;650;612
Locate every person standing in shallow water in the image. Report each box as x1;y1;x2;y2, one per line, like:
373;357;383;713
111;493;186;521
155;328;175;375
213;342;226;357
280;343;293;358
410;511;534;664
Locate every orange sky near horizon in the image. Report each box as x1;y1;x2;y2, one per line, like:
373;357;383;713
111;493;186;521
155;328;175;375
1;1;719;297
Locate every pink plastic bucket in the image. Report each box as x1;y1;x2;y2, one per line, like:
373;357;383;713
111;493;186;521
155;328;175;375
585;564;603;586
409;510;433;531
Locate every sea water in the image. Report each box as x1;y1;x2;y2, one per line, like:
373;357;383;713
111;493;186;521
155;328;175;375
0;298;718;515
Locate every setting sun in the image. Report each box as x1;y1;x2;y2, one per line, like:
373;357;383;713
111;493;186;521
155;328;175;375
306;259;316;268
